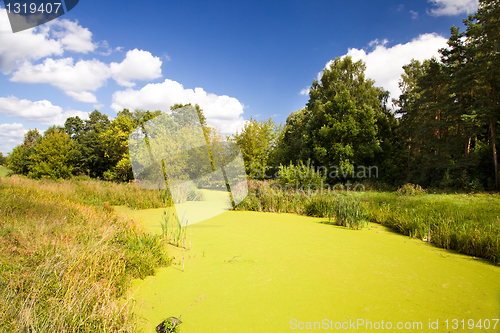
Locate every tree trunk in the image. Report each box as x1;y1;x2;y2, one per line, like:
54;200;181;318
491;118;498;191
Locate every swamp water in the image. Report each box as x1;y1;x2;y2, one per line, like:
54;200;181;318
115;207;500;332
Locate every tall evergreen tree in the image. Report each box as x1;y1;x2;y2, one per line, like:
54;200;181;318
463;0;500;189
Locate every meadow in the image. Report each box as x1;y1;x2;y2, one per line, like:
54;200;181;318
0;165;10;178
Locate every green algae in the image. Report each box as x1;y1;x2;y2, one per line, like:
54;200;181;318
116;208;500;332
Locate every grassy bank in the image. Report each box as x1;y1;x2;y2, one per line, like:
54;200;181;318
0;166;10;178
365;191;500;263
6;175;172;210
234;180;500;264
0;176;171;332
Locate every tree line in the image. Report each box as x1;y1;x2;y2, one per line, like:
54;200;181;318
6;0;499;191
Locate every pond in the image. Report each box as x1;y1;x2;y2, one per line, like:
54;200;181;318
115;208;500;332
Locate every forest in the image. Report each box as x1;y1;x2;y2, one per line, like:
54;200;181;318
5;1;500;192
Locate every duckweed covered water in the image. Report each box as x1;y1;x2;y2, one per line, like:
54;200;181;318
115;208;500;332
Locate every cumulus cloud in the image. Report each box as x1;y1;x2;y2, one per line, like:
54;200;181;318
319;33;448;105
110;49;162;87
10;58;110;103
45;19;96;53
0;96;88;125
410;10;419;19
0;11;62;73
427;0;478;16
0;9;97;73
299;87;310;96
10;49;162;103
111;79;245;133
0;123;29;154
0;123;28;138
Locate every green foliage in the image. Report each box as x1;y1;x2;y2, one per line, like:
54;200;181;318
235;180;367;230
0;152;6;165
65;110;111;178
157;317;182;333
28;126;76;179
277;159;325;188
6;129;41;175
231;117;282;179
305;57;384;167
277;57;395;184
393;0;500;191
0;166;9;178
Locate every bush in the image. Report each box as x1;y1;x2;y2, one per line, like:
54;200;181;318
396;183;426;196
278;159;326;188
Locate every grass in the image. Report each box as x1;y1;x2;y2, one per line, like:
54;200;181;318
161;210;190;249
362;191;500;263
4;174;173;210
0;165;10;178
0;176;172;332
235;180;371;229
234;179;500;264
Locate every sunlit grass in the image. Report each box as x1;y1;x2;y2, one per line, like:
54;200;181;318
361;191;500;263
0;176;171;332
0;166;10;178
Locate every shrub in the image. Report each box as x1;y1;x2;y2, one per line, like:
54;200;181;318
396;183;426;196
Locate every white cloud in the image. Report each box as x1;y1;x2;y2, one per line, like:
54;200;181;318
111;79;245;133
10;57;110;103
96;40;113;56
10;49;162;103
368;39;388;47
299;87;310;96
0;96;88;125
0;123;29;154
427;0;478;16
0;9;98;73
410;10;419;19
0;123;28;138
45;19;96;53
53;109;89;126
0;11;62;73
320;33;448;105
110;49;162;87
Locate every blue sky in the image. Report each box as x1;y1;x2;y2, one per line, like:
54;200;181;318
0;0;478;154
